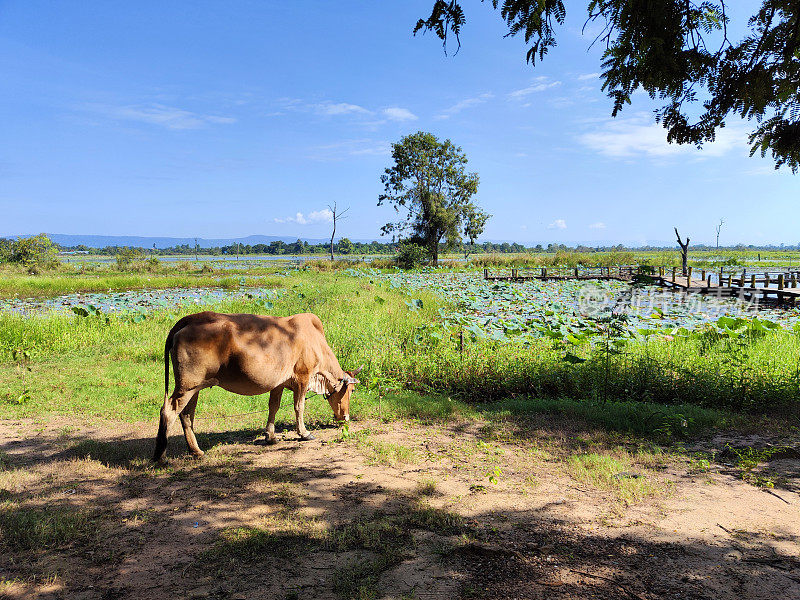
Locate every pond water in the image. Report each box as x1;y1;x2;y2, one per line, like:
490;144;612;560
58;255;385;269
0;286;281;316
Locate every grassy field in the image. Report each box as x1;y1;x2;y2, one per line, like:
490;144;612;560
2;268;799;428
3;246;799;300
2;264;799;599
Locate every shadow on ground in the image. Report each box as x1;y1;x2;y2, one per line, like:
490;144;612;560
0;422;798;600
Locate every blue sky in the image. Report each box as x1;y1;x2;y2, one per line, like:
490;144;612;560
1;0;797;246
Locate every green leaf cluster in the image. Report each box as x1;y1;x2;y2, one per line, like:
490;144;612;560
378;131;491;264
416;1;800;173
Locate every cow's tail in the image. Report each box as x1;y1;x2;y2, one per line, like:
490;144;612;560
154;318;187;462
164;331;171;402
162;316;192;399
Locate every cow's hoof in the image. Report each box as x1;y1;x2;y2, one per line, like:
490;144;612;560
190;450;205;459
299;433;316;441
265;437;278;446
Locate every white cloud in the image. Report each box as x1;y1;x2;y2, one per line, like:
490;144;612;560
589;222;606;229
577;72;601;81
436;93;494;119
744;164;784;176
274;208;333;225
547;219;567;230
313;102;371;116
87;103;236;130
508;77;561;100
577;113;748;159
549;97;576;109
308;139;390;161
383;107;417;121
308;209;333;222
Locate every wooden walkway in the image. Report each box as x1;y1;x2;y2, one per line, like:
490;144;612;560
483;266;800;306
657;270;800;305
484;266;637;282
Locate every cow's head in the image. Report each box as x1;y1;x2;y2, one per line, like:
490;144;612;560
326;365;363;422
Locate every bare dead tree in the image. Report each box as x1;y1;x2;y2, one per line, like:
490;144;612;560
327;202;351;261
674;227;690;276
715;218;725;249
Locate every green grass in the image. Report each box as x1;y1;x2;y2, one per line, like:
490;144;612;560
333;554;400;600
567;452;663;503
204;517;326;560
479;397;729;438
0;269;795;436
203;498;458;600
0;271;250;298
356;439;417;466
0;503;98;550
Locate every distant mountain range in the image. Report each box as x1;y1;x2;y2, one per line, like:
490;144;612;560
21;233;349;249
5;232;788;250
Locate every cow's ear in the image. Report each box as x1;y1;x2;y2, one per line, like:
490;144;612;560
317;371;341;392
308;373;331;395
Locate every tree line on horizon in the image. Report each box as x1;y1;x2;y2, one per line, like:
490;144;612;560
15;237;800;257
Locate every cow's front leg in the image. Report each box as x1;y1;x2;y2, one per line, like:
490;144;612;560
293;385;315;441
265;386;283;445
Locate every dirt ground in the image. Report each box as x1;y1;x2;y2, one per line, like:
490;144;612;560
0;413;798;600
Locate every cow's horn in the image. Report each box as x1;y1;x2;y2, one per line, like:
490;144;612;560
352;365;365;375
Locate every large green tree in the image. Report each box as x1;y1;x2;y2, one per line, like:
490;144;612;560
379;131;490;265
415;1;800;172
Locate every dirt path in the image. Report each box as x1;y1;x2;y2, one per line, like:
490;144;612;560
0;415;798;600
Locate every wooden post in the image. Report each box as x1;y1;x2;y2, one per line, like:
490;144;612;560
687;266;693;283
542;267;547;278
778;274;785;290
792;274;797;288
765;273;771;288
484;268;488;280
701;269;706;281
671;267;676;283
659;266;664;277
727;274;732;287
719;267;723;286
750;274;756;288
574;267;579;278
707;274;712;287
511;268;517;279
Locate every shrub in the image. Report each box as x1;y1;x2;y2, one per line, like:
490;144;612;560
396;242;429;269
115;247;144;269
0;234;58;271
304;259;364;271
370;257;396;269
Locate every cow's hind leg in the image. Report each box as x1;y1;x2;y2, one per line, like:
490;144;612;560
153;389;202;461
179;392;203;457
293;384;315;441
265;386;283;445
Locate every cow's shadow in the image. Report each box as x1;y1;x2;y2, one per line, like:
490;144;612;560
3;421;343;469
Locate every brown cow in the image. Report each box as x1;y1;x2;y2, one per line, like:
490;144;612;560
153;311;361;461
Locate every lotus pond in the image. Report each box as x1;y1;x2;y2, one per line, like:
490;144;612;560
0;286;284;316
5;270;800;341
372;272;800;342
